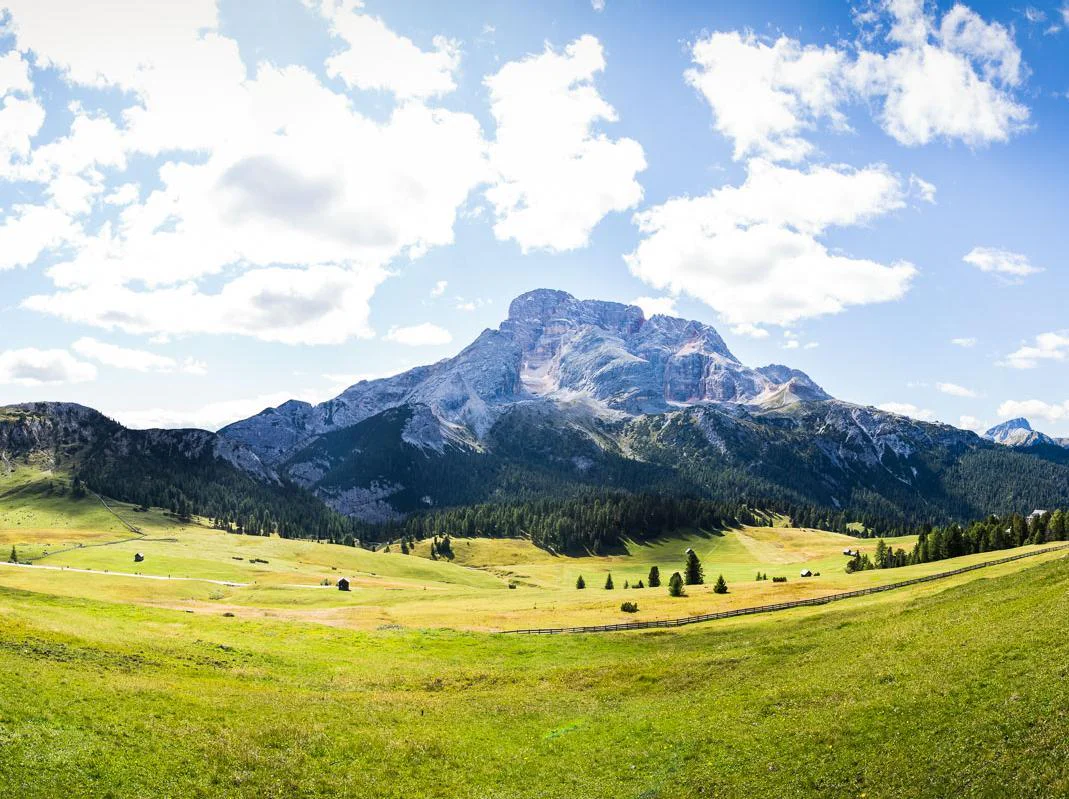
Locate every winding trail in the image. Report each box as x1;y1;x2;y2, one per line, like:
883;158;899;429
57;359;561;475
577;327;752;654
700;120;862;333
0;560;248;587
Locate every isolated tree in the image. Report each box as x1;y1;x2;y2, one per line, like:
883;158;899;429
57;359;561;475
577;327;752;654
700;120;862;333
576;575;586;590
648;566;661;588
624;580;630;589
401;540;409;555
605;573;614;590
668;571;685;597
684;548;704;585
713;574;728;594
8;546;16;564
636;579;644;589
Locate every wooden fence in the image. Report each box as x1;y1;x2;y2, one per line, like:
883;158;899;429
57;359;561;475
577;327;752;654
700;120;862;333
505;543;1069;635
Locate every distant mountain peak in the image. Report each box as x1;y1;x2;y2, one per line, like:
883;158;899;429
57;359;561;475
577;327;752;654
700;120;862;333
985;417;1062;449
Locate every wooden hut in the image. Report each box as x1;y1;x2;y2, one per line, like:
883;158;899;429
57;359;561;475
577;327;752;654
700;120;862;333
337;577;350;592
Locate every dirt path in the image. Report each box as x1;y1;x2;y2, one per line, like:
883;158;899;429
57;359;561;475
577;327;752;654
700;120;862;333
0;560;248;587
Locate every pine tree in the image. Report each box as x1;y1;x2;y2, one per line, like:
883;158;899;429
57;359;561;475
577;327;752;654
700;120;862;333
648;566;661;588
576;575;585;589
624;580;630;589
684;548;704;585
668;571;685;597
713;574;728;594
8;545;16;564
605;573;614;590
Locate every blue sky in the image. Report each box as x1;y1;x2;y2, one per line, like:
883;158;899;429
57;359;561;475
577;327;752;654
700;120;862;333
0;0;1067;434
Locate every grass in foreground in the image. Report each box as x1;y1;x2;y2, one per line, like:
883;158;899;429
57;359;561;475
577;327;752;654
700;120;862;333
2;552;1068;798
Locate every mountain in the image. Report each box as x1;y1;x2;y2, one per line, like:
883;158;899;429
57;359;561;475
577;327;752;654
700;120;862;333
219;290;1069;528
0;402;359;540
220;289;831;465
985;418;1066;449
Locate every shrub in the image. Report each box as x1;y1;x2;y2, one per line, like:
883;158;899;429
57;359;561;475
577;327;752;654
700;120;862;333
620;601;639;613
668;571;685;597
772;576;787;583
576;575;586;589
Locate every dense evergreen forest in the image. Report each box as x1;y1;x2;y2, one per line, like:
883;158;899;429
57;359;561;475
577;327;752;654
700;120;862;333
847;510;1069;572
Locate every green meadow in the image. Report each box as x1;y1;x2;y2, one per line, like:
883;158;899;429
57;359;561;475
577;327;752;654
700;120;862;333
2;468;1068;797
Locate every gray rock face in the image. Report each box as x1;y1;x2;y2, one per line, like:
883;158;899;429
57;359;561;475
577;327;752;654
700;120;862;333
984;418;1064;449
220;289;830;462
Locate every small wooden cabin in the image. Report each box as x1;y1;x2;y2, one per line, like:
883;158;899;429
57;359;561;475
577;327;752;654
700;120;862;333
134;553;145;563
799;569;813;577
337;577;350;592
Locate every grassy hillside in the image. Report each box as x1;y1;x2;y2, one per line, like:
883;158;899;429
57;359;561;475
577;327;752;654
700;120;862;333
1;551;1067;798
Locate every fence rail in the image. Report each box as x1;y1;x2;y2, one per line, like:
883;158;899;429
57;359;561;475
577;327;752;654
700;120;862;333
504;544;1069;635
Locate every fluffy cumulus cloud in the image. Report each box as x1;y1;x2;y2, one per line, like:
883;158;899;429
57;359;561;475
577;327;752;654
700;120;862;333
999;331;1069;369
631;296;678;318
936;381;977;398
1;7;647;345
963;246;1042;280
687;1;1029;162
627;159;916;326
0;2;490;345
877;401;937;423
0;347;96;385
997;399;1069;426
485;35;646;252
687;31;846;162
310;0;461;99
958;414;987;433
26;266;389;346
71;337;204;374
383;322;453;346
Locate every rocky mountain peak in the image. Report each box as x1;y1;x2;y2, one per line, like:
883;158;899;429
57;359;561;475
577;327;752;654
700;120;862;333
220;288;830;462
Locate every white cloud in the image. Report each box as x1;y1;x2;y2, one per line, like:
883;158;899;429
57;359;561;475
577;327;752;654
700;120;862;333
0;205;81;271
627;159;916;327
687;2;1029;161
631;296;678;318
951;336;977;348
958;414;987;433
730;323;770;339
430;280;448;297
963;246;1041;280
71;337;203;374
909;174;937;203
592;0;606;10
0;348;96;385
848;2;1029;147
383;322;453;346
25;265;389;345
999;331;1069;369
311;1;461;99
877;401;936;422
3;5;489;346
936;381;977;398
783;339;800;350
687;31;847;162
485;35;646;252
110;391;324;432
454;297;489;312
996;399;1069;425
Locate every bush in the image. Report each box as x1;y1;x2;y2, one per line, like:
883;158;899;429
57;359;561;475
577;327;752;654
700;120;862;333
668;571;685;597
576;575;586;589
772;576;787;583
620;601;639;613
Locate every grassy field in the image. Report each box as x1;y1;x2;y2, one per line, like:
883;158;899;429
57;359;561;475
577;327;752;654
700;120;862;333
3;469;1069;796
2;550;1068;798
